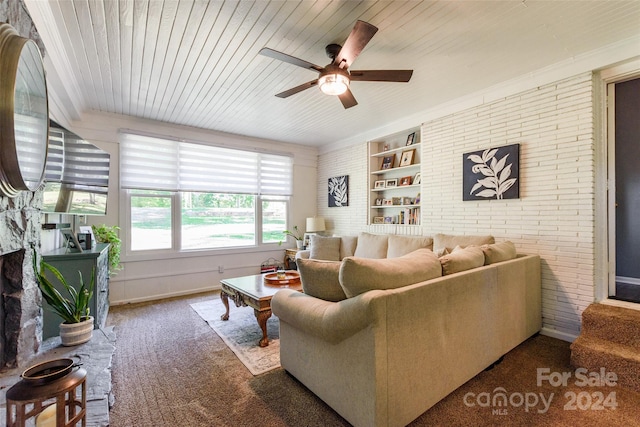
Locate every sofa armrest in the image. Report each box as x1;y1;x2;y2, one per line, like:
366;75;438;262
295;250;310;260
272;289;384;343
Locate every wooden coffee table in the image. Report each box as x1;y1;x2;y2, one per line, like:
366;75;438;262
219;272;302;347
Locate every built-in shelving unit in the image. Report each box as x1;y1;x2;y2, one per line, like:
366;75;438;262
368;127;421;225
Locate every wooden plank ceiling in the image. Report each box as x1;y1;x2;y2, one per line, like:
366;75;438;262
25;0;640;146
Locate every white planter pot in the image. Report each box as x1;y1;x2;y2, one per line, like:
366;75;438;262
296;240;304;249
59;316;94;346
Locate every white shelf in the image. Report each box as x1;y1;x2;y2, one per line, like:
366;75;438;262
371;143;420;158
371;165;419;176
372;184;420;192
371;204;420;209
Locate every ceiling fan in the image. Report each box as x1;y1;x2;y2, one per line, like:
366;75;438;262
259;20;413;109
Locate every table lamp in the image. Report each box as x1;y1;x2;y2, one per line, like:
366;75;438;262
306;217;326;233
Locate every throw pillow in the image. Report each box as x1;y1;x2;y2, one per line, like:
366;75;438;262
353;232;389;259
387;235;434;258
433;233;495;253
481;241;517;265
297;258;347;302
439;245;485;275
339;249;442;298
340;236;358;259
309;235;341;261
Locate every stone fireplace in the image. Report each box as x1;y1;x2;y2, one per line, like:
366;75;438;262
0;191;44;370
0;0;48;371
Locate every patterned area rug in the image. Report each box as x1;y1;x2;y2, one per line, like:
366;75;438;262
190;297;280;375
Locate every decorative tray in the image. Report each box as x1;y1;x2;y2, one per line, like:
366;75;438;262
264;271;301;286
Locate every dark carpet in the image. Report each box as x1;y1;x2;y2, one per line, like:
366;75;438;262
107;291;640;426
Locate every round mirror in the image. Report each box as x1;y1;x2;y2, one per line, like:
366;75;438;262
0;23;49;197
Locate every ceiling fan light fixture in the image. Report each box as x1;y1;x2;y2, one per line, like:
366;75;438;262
318;73;350;96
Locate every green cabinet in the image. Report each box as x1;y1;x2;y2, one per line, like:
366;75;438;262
41;243;110;340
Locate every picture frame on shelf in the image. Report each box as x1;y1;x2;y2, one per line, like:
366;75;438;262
383;199;393;206
373;216;384;224
403;197;413;205
392;197;401;205
413;172;421;185
374;180;386;189
406;132;416;146
384;217;393;224
385;178;398;188
399;175;412;186
399;149;415;167
375;198;383;206
381;154;395;170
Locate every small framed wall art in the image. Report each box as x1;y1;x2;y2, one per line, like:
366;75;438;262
406;132;416;146
328;175;349;207
463;143;519;201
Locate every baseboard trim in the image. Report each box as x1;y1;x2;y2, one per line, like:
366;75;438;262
540;327;577;343
110;285;221;306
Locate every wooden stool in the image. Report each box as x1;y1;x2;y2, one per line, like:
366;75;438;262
5;368;87;427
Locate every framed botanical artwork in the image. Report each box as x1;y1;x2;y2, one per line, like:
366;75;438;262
373;216;384;224
406;132;416;146
399;149;415;167
374;180;386;189
413;172;421;185
399;175;412;186
385;178;398;188
328;175;349;207
381;154;395;170
463;144;519;201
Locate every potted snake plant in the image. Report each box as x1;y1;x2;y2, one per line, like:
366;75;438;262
33;250;95;346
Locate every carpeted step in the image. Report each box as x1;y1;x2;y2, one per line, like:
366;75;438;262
579;303;640;349
570;335;640;393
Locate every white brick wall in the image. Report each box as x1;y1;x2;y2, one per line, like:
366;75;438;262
318;72;596;339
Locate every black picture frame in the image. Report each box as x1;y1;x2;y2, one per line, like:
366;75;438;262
381;154;395;170
406;132;416;146
61;228;84;253
463;143;520;201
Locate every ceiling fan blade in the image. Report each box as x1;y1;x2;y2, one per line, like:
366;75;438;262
338;88;358;109
259;48;324;72
349;70;413;82
275;80;318;98
333;20;378;68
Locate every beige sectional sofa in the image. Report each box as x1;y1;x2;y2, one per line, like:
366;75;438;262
272;233;541;427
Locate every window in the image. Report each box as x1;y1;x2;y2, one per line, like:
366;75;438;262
120;132;292;254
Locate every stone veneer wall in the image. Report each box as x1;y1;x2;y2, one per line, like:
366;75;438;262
0;0;46;368
317;72;596;340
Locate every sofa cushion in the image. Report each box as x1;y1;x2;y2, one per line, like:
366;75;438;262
339;249;442;298
353;232;389;259
387;235;434;258
309;235;341;261
297;258;347;302
340;236;358;259
433;233;495;253
481;241;517;265
439;245;485;275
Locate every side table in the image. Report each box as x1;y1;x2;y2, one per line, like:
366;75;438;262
284;248;300;270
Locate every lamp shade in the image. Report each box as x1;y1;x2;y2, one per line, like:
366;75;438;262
306;217;326;233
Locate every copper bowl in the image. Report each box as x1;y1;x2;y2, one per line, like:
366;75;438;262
21;358;78;385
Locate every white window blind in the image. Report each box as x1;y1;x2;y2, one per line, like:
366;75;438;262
120;132;292;195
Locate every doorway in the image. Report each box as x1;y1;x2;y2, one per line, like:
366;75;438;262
611;77;640;303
